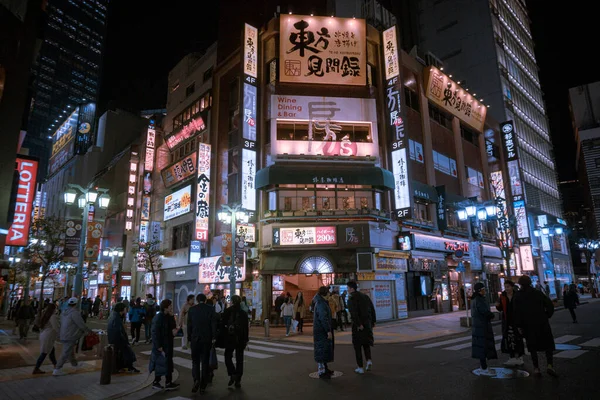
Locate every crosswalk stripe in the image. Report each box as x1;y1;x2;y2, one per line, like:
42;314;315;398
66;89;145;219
554;350;589;359
579;338;600;347
247;345;297;354
415;335;471;349
173;356;193;369
443;335;502;351
554;335;581;344
249;340;313;351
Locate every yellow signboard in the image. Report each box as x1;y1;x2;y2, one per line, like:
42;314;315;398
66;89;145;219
423;66;486;132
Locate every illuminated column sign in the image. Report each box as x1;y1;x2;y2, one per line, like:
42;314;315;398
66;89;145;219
196;143;211;242
6;157;39;246
126;157;137;232
139;122;156;240
145;127;156;172
500;121;530;244
383;26;411;218
240;23;258;212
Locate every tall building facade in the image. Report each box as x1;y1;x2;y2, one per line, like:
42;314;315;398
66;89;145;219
23;0;108;179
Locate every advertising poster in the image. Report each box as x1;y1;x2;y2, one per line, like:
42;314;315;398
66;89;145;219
241;149;256;211
49;109;78;175
161;152;197;188
64;219;82;262
164;185;192;221
520;244;535;271
383;26;400;80
392;148;410;217
145;128;155;172
513;200;530;244
85;221;103;260
165;115;206;150
244;23;258;78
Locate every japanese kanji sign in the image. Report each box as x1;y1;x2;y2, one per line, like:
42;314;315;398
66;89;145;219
160;152;197;188
424;66;486;132
383;26;399;81
241;148;256;211
244;23;258;78
391;148;411;218
280;15;366;86
196;144;211;242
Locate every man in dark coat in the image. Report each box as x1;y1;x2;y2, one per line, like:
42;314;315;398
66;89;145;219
107;303;139;373
188;293;217;394
471;282;498;376
514;275;557;376
347;281;376;374
274;293;286;326
222;295;249;388
563;283;580;323
150;299;180;391
313;286;334;379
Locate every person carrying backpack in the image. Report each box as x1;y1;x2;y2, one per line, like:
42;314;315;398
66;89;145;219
221;295;249;388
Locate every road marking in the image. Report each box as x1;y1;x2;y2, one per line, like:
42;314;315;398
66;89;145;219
579;338;600;347
246;345;297;354
554;335;580;344
249;340;313;351
415;335;471;349
172;356;193;369
443;335;502;351
554;350;588;359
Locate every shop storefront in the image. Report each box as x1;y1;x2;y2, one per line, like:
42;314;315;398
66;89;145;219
164;265;198;315
119;272;132;301
483;244;504;302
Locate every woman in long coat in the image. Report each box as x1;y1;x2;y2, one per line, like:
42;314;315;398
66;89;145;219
33;303;59;374
293;292;306;333
313;286;334;379
471;282;498;376
495;280;524;366
514;275;557;376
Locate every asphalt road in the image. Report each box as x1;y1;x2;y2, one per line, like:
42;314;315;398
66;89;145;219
121;301;600;400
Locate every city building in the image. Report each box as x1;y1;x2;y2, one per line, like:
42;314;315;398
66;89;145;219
22;0;108;180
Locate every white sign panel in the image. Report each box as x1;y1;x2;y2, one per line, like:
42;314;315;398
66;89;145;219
244;23;258;78
164;185;192;221
383;26;399;80
237;224;256;243
242;84;257;141
271;95;379;159
520;245;535;271
241;149;256;211
279;15;366;86
392;148;410;210
196;144;211;241
145;128;155;172
139;220;149;243
198;256;246;284
513;200;530;240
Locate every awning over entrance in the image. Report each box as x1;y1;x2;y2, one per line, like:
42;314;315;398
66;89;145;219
411;180;439;203
255;165;395;189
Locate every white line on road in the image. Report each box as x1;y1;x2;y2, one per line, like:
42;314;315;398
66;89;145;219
554;335;581;344
172;356;193;369
246;345;297;354
415;335;471;349
579;338;600;347
249;340;313;351
443;335;502;351
554;350;589;359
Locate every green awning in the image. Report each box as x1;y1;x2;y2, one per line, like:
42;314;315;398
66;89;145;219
411;180;439;202
255;165;394;189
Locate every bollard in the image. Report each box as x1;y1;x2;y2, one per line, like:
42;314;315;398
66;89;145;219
264;319;270;337
100;345;113;385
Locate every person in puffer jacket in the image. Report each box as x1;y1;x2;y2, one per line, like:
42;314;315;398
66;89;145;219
128;298;146;345
53;298;92;376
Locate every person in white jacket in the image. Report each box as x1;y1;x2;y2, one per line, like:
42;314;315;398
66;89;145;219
33;303;60;374
53;298;92;376
280;298;295;337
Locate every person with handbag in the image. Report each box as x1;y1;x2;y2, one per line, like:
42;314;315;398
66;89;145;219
150;299;180;391
53;298;93;376
33;303;60;374
495;280;524;367
108;302;140;373
280;297;294;336
178;294;195;350
293;292;306;334
188;293;217;394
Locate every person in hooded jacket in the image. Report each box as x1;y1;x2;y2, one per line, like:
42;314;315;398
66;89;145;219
53;298;92;376
108;302;139;373
471;282;498;376
33;303;60;374
128;297;146;345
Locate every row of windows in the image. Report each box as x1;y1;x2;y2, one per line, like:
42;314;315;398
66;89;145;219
428;104;452;130
512;116;553;167
498;48;544;107
507;83;548;135
172;91;212;130
268;186;381;212
499;30;540;88
520;152;559;197
276;121;372;143
404;87;420;112
460;125;479;147
495;1;535;61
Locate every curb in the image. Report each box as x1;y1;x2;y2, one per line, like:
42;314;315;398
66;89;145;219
107;368;180;400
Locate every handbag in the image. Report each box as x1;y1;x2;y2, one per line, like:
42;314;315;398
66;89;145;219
175;327;184;337
291;319;299;332
209;345;219;370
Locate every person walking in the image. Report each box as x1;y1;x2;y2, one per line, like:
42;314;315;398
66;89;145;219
123;297;130;310
471;282;498;376
53;298;92;376
144;295;158;343
293;292;306;333
150;299;180;391
347;281;376;374
495;280;524;367
92;296;102;317
563;283;580;323
313;286;334;379
80;297;90;322
274;292;285;326
280;297;294;336
33;303;59;374
188;294;217;394
16;299;34;340
108;303;140;373
222;295;249;388
179;294;195;350
128;297;145;345
513;275;557;376
544;281;551;298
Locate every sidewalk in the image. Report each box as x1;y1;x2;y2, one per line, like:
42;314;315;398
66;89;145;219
250;295;600;345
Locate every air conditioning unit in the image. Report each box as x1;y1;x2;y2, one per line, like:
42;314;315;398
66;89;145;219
247;247;259;260
356;252;374;272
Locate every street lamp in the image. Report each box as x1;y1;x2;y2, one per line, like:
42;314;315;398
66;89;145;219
63;184;110;305
58;263;76;297
102;246;124;311
577;238;599;295
217;204;249;299
533;224;566;300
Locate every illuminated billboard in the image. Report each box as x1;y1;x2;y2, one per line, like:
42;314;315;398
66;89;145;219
164;185;192;221
161;152;197;188
195;144;211;242
6;157;38;246
273;226;337;246
49;109;78;175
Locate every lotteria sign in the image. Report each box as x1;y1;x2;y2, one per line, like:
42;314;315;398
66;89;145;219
7;157;39;246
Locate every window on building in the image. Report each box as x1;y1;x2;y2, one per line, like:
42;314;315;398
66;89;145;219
404;87;420;112
171;222;192;250
203;67;213;83
185;83;195;97
413;201;430;222
428;103;452;129
595;158;600;168
461;125;479;147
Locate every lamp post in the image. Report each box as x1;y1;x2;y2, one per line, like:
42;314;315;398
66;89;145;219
1;256;20;317
59;262;76;297
577;238;599;296
533;224;565;300
63;184;110;305
102;247;124;312
217;204;248;299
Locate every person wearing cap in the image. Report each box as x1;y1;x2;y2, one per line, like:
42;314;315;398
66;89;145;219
471;282;498;377
53;297;92;376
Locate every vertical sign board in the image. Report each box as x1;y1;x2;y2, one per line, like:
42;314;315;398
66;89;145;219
520;244;535;271
7;157;39;246
196;143;211;242
240;23;258;212
75;103;96;155
501;121;530;244
384;26;411;219
435;185;447;231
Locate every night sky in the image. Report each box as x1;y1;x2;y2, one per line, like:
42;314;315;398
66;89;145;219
98;1;599;182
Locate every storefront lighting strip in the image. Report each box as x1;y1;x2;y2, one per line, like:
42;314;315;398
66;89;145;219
502;43;540;88
500;0;533;39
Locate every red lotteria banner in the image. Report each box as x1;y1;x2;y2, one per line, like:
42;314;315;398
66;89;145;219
7;157;39;246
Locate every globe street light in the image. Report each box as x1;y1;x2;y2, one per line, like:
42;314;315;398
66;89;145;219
217;204;248;299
